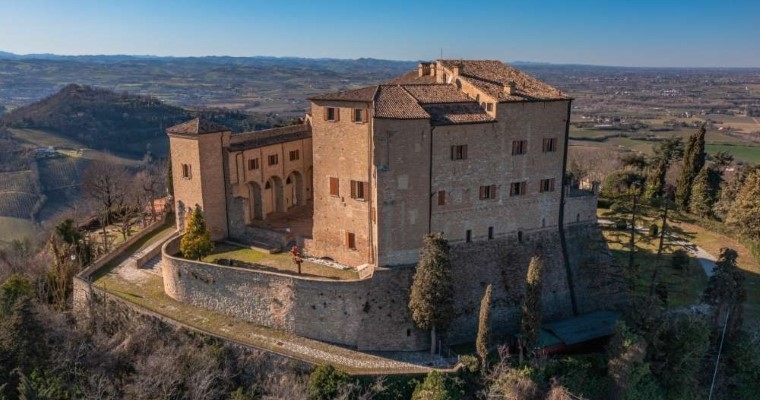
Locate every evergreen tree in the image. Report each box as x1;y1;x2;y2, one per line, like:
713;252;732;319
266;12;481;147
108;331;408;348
180;205;214;260
725;169;760;239
688;166;721;218
411;371;458;400
714;165;758;220
0;297;48;399
476;284;492;369
702;248;746;338
644;137;683;199
521;255;544;352
675;124;706;209
408;233;455;354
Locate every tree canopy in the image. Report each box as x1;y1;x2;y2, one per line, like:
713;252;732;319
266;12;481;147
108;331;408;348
408;233;455;354
180;205;214;260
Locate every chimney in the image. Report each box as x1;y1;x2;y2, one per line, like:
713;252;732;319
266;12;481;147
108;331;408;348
418;63;426;77
452;64;462;76
504;81;517;95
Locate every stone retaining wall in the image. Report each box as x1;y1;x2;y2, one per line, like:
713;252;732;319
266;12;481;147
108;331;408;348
160;223;615;351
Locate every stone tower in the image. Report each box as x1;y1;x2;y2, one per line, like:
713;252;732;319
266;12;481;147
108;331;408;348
167;118;231;241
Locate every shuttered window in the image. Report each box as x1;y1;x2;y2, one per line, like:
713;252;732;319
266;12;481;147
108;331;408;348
438;190;446;206
540;178;556;192
510;181;527;196
351;108;366;123
451;145;468;160
543;138;557;152
350;180;369;201
512;140;527;155
346;232;356;250
329;177;339;196
247;158;259;170
325;107;340;121
479;185;497;200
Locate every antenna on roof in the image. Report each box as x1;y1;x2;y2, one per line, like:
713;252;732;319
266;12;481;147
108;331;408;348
440;48;443;60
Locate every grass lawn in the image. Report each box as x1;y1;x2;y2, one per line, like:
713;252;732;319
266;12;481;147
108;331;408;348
705;143;760;164
0;217;37;245
599;207;760;327
202;242;360;280
601;225;708;308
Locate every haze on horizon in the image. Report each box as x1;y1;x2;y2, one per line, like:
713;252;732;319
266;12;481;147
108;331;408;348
1;0;758;68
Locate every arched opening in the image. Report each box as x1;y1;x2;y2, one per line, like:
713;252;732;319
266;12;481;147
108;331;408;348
248;182;263;221
455;78;462;89
263;175;284;216
284;170;304;209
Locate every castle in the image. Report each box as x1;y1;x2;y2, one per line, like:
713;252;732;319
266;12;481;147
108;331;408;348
163;60;612;351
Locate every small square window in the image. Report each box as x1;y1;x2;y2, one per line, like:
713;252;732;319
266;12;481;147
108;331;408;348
466;230;472;243
540;178;556;193
346;232;356;250
488;226;494;240
325;107;339;121
512;140;527;155
479;185;497;200
438;190;446;206
267;154;279;166
510;181;527;196
289;150;299;161
451;145;468;160
350;180;369;201
247;158;259;170
329;177;339;197
543;138;557;152
486;103;493;112
352;108;365;123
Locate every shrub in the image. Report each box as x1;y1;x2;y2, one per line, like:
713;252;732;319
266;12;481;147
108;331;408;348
308;364;351;400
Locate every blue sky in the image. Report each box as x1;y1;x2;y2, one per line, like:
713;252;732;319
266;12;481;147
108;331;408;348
0;0;758;67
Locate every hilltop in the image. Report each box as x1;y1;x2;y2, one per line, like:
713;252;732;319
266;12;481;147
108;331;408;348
0;84;289;157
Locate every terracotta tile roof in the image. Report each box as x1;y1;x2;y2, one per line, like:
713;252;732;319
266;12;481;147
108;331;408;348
228;123;312;150
402;84;473;104
385;71;437;85
422;103;494;126
439;60;568;101
374;85;429;119
166;118;230;135
309;85;378;102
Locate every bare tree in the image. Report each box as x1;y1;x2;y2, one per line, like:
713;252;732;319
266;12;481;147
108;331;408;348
81;158;130;252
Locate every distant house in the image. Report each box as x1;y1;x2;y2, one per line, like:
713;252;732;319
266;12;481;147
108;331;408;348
34;146;58;159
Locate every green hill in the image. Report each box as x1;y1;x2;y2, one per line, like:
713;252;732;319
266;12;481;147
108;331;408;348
0;84;289;157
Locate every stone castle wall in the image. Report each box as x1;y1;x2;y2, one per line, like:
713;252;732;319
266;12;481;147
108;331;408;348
161;223;616;351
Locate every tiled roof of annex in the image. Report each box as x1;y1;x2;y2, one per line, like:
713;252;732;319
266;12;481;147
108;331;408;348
228;123;311;151
166;117;230;135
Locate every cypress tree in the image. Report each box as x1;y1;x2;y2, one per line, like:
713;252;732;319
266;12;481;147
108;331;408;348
676;124;706;209
726;169;760;239
521;255;544;352
408;233;455;354
688;166;721;218
476;284;492;369
180;205;214;260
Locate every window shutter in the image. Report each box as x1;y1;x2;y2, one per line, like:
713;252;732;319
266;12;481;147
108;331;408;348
463;145;468;159
438;190;446;205
350;108;356;122
335;108;340;122
450;146;455;160
324;107;328;121
362;181;369;199
479;186;486;199
345;231;350;247
350;180;357;198
550;178;555;192
521;182;526;194
491;184;497;199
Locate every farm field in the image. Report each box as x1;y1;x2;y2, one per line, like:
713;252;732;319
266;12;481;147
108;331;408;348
0;216;37;244
9;128;144;166
705;143;760;164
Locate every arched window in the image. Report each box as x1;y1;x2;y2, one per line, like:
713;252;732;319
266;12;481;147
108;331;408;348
265;181;271;189
286;176;292;184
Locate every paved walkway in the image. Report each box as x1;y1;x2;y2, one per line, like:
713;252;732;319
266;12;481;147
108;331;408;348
99;233;456;375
